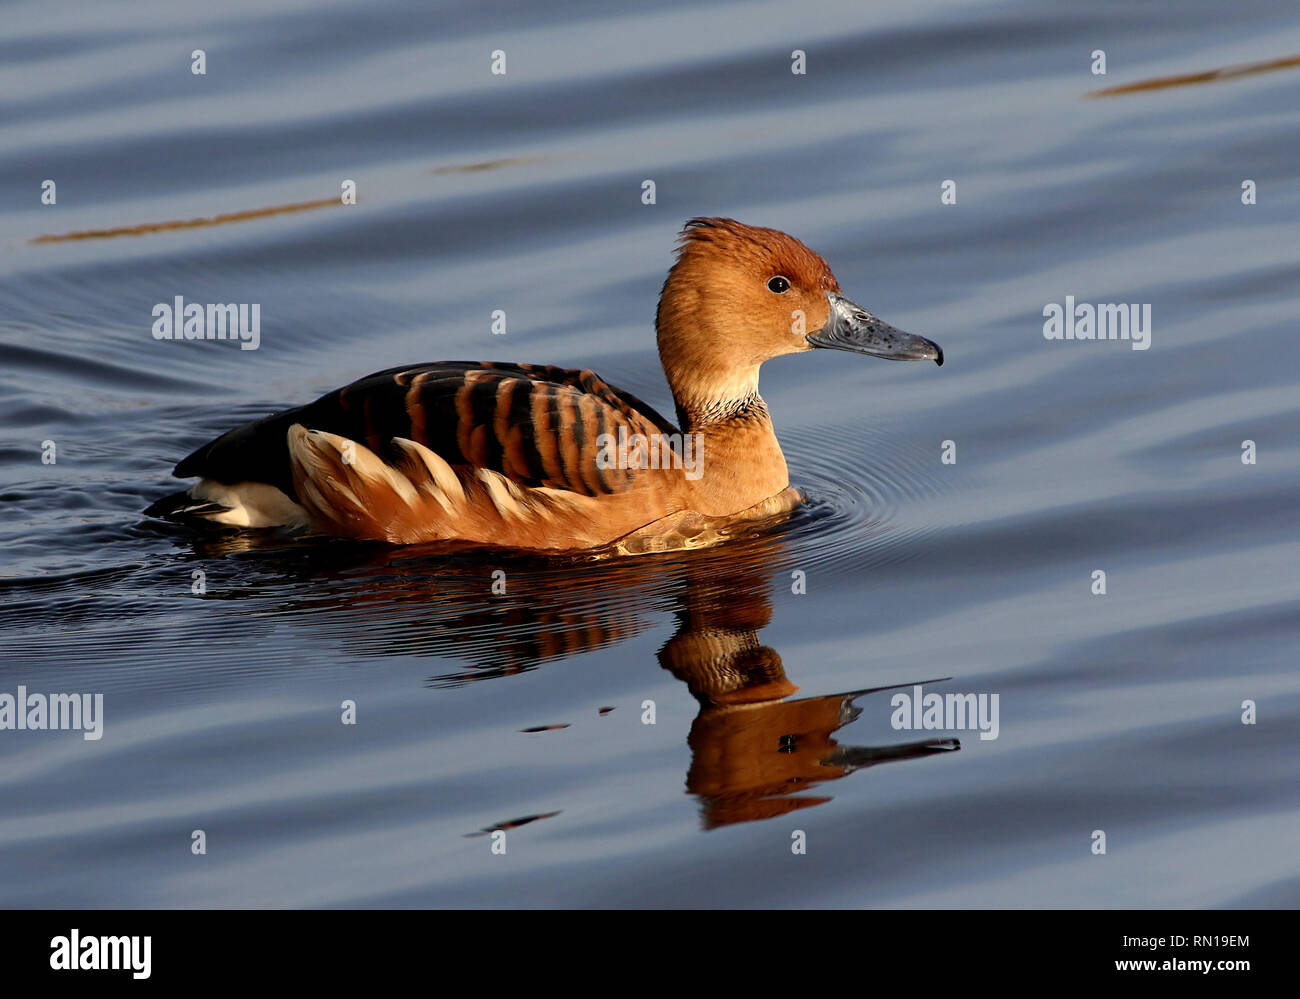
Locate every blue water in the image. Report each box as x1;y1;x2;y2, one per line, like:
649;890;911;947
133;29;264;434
2;0;1298;907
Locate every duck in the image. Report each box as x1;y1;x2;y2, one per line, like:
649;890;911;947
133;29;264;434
148;218;942;553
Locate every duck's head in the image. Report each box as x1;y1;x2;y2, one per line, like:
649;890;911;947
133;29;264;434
656;217;941;423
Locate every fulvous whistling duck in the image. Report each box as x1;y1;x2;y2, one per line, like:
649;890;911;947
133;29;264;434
148;218;942;553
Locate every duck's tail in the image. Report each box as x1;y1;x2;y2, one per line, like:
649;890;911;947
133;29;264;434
144;479;310;529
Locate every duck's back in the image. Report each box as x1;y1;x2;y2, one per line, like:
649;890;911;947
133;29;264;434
157;361;687;547
177;362;675;495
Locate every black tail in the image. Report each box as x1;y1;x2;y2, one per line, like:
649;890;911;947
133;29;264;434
143;489;226;521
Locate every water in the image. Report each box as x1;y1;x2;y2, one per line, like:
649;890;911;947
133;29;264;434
2;0;1298;908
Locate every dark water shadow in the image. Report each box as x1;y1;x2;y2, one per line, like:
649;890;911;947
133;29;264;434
165;524;959;829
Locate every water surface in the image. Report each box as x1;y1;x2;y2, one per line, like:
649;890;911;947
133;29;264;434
2;0;1298;907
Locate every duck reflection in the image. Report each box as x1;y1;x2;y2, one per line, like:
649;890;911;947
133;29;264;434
657;561;957;828
179;524;958;828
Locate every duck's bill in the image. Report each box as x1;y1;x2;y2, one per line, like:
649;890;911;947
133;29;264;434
808;292;943;366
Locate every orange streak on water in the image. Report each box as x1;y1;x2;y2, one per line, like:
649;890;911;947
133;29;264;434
1087;54;1300;97
426;155;548;175
31;157;546;244
31;196;343;243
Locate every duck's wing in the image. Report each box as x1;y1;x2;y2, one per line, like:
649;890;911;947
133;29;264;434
173;361;680;501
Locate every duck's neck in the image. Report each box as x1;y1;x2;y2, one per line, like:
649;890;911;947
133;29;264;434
664;361;790;515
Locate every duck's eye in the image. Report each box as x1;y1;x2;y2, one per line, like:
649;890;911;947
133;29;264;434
767;276;791;294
